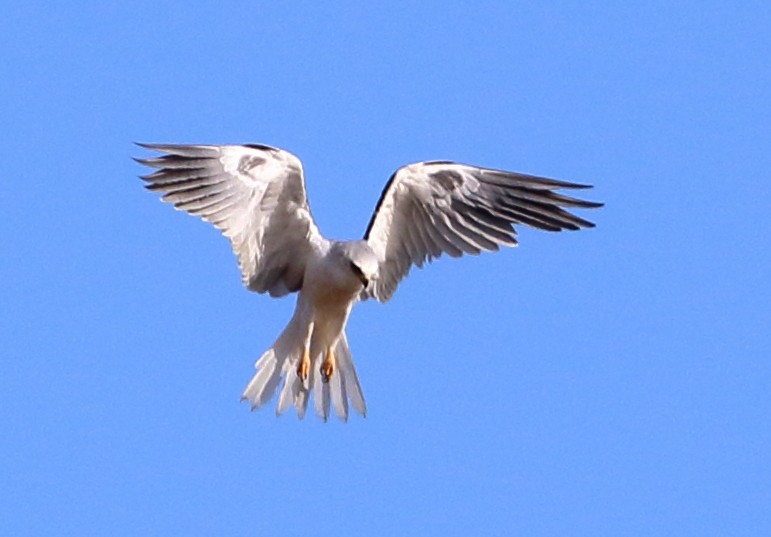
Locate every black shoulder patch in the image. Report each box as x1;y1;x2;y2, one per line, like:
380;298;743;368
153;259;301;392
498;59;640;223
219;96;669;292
363;170;399;240
243;143;276;151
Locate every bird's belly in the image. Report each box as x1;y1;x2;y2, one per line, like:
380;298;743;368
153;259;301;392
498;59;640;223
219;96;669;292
297;292;353;352
303;263;361;311
310;291;353;326
299;256;361;348
299;283;357;349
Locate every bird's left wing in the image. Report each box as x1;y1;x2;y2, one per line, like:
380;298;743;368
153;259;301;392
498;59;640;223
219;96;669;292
136;143;322;297
363;161;603;302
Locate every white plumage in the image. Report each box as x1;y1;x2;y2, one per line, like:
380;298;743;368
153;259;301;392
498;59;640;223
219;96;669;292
136;143;602;421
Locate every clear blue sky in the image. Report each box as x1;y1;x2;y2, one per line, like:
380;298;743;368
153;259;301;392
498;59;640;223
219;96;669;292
2;2;769;535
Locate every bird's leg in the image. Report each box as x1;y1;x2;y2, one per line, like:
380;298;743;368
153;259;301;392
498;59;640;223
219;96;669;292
298;347;311;381
297;321;314;382
320;346;335;383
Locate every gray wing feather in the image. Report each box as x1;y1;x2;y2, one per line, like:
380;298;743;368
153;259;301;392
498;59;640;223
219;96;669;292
363;161;603;302
136;143;321;297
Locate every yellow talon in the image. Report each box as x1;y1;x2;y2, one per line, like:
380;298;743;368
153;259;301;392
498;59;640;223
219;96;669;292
298;348;311;381
320;347;335;383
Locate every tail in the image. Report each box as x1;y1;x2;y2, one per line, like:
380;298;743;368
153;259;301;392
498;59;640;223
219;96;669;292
241;329;366;421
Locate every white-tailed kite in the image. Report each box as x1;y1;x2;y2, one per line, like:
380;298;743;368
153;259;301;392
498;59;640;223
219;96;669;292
136;143;602;421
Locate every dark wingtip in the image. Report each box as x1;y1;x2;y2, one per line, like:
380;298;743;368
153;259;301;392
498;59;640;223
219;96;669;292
559;182;604;209
133;143;153;166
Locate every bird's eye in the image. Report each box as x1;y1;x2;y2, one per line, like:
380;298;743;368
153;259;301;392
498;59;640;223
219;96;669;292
349;260;369;286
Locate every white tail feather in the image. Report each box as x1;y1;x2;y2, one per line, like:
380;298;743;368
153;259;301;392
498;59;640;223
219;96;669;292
313;369;330;421
336;332;366;417
330;360;348;420
276;362;298;415
241;326;366;421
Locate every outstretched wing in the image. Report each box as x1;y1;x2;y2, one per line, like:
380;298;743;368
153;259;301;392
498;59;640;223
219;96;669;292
136;143;322;297
363;161;603;302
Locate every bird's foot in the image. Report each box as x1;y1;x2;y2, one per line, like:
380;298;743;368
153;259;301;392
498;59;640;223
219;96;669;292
320;348;335;383
297;348;311;381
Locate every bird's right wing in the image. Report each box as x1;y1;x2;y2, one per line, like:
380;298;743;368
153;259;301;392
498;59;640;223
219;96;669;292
136;143;322;297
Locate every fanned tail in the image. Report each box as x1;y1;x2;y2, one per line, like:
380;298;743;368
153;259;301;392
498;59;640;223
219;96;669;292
240;327;366;421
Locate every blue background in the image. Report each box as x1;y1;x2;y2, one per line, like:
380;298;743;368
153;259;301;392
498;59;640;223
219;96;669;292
2;2;769;535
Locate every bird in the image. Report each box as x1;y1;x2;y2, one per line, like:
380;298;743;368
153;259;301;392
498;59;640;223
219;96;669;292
135;142;602;421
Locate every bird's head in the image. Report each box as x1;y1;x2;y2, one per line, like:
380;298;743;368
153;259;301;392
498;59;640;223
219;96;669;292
338;241;379;288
